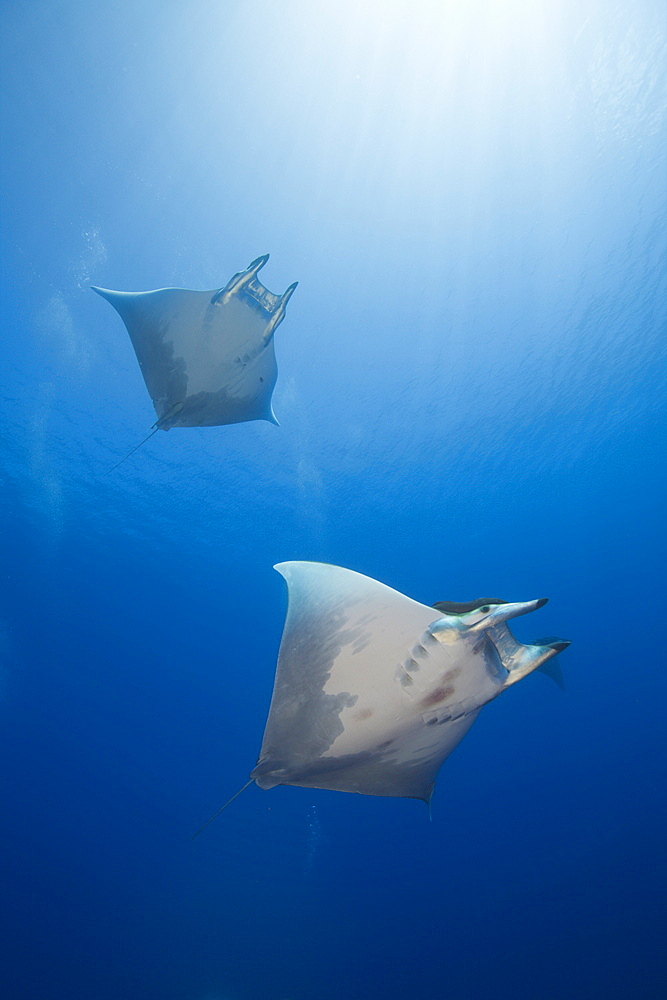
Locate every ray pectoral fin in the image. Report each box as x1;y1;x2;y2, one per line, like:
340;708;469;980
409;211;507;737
90;285;121;304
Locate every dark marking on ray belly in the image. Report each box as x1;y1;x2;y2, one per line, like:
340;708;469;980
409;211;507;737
443;667;461;682
351;636;372;654
355;613;375;628
377;739;394;750
355;707;373;720
419;685;455;709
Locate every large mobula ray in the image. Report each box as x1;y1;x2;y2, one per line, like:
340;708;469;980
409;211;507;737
194;562;569;833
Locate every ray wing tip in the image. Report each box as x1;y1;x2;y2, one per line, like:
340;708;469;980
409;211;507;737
90;285;120;301
273;560;320;576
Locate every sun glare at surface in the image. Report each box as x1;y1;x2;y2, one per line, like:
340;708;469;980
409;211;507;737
147;0;577;252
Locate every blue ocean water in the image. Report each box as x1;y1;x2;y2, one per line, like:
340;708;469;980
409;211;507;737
1;1;666;998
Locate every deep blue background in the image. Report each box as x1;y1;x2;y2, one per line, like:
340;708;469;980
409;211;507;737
1;2;666;998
